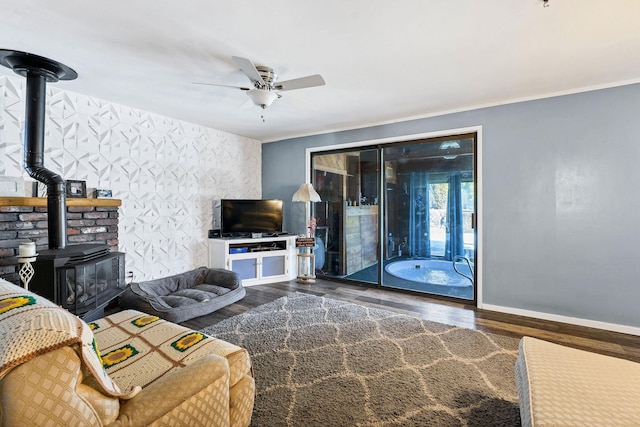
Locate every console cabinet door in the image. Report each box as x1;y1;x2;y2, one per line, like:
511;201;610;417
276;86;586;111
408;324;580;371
259;253;287;280
228;255;259;282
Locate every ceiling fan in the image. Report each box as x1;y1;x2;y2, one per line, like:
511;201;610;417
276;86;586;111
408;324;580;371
195;56;325;110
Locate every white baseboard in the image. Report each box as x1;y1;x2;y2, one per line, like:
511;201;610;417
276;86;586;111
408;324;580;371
480;303;640;337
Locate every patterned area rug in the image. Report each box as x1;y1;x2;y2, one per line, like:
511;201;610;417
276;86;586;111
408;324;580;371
201;292;521;426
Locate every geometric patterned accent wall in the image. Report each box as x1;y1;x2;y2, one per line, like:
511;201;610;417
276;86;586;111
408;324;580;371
0;74;261;282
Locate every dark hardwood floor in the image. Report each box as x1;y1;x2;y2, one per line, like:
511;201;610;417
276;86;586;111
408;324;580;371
181;278;640;363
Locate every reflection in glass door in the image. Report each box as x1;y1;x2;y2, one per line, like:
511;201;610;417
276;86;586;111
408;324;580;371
310;133;476;302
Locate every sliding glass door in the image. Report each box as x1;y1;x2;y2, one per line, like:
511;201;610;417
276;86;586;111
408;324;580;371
310;133;476;302
381;136;475;300
311;149;379;284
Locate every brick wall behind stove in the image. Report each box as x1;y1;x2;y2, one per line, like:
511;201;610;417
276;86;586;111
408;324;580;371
0;205;118;284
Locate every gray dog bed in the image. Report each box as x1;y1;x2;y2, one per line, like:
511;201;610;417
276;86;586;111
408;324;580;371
119;266;245;323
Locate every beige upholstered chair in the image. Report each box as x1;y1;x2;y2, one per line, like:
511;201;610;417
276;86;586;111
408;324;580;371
0;279;254;426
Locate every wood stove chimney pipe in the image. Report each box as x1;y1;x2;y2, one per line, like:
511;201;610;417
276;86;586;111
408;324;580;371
0;50;77;249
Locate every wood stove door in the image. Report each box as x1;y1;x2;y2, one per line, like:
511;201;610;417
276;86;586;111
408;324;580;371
59;252;125;317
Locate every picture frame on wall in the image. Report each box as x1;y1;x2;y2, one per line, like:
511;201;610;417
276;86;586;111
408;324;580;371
66;180;87;198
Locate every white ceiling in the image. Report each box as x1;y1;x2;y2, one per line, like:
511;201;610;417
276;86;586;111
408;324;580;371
2;0;640;143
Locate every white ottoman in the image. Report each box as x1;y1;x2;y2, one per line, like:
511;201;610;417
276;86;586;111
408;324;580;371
515;337;640;426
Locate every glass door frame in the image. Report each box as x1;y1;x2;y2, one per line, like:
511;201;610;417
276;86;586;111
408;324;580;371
307;127;481;306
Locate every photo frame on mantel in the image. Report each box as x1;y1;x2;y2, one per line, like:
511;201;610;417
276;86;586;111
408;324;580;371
66;180;87;198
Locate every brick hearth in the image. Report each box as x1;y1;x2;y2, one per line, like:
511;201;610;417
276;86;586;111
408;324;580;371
0;198;121;284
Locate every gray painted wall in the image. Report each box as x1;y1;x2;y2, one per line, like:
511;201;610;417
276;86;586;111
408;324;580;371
263;83;640;330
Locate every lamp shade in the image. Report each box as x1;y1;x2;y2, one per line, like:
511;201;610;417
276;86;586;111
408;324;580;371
292;183;321;202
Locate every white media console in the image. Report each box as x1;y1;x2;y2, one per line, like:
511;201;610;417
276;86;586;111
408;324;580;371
208;235;297;286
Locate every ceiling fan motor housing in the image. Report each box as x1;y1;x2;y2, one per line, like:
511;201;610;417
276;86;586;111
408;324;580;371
255;66;277;89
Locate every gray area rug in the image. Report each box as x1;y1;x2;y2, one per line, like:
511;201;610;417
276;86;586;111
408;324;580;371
201;292;521;426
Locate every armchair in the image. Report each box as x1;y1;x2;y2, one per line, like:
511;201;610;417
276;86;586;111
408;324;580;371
0;279;254;426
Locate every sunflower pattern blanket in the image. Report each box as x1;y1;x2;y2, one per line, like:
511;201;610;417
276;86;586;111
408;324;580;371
89;309;242;393
0;279;140;399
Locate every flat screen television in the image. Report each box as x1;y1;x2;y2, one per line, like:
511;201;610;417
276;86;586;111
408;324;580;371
221;199;284;236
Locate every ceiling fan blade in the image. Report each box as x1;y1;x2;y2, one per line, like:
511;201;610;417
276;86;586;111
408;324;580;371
274;74;325;91
232;56;265;86
192;82;250;91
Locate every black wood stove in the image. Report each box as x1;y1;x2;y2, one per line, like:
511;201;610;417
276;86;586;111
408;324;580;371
31;244;125;321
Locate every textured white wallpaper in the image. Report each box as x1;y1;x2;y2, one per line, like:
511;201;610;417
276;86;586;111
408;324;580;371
0;74;261;281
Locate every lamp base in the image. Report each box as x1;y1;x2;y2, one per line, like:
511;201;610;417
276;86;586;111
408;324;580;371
297;276;316;284
296;250;316;285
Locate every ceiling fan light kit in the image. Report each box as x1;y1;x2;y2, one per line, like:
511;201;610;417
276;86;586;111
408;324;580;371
247;88;278;109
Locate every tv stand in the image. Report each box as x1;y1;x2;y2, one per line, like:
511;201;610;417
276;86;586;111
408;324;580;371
208;235;297;286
